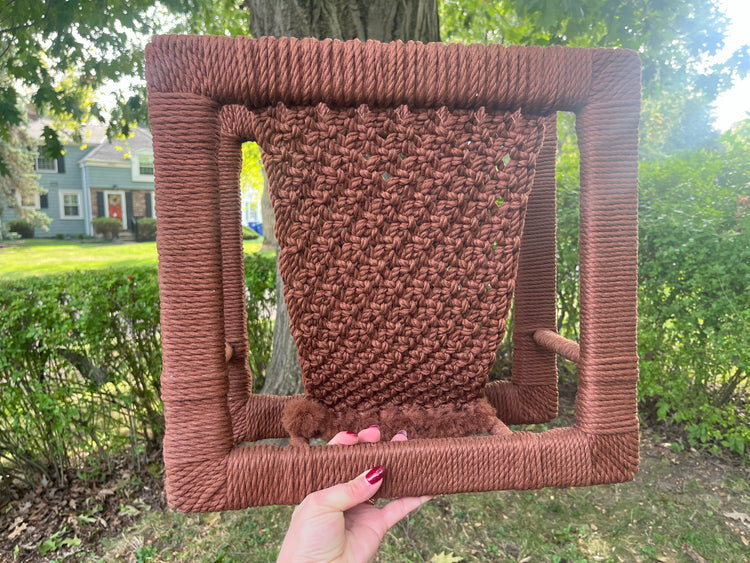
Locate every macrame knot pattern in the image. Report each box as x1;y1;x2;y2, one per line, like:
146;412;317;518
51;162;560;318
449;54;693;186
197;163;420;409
251;102;545;441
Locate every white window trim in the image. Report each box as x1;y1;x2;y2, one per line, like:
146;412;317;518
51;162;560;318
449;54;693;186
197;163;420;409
59;189;83;220
103;189;128;229
131;150;154;183
36;155;58;173
17;191;41;210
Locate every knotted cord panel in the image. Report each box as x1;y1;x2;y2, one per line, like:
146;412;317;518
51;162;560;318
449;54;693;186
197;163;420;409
252;102;543;439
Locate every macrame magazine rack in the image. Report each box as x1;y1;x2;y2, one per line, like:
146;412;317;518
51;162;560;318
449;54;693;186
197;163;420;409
145;35;641;512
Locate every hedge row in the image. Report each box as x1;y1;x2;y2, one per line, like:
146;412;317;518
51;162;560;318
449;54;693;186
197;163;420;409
554;120;750;456
0;254;275;491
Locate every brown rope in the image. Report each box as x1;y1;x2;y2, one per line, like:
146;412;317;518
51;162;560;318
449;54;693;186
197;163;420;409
533;329;580;364
575;50;640;437
248;102;543;439
147;36;641;511
146;36;594;114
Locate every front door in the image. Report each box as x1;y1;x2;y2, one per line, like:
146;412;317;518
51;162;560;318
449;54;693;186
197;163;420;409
107;193;124;227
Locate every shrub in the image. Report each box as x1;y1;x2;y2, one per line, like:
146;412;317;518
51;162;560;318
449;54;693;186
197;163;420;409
0;253;277;490
92;217;122;240
137;218;157;242
638;122;750;455
551;116;750;456
243;225;260;240
244;253;276;391
8;219;34;239
0;267;162;488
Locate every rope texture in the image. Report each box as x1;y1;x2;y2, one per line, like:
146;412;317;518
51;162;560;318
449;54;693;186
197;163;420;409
250;102;543;439
146;36;594;114
146;35;641;511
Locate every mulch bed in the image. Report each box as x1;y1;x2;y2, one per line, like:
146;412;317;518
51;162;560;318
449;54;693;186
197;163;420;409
1;449;166;562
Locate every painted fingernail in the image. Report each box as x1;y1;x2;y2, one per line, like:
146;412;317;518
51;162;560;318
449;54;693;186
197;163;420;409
365;465;385;485
367;425;380;431
398;430;408;438
346;431;358;438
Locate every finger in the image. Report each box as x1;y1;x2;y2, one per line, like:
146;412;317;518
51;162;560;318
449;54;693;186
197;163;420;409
305;466;386;513
390;430;408;442
357;425;381;443
328;431;359;446
378;495;432;529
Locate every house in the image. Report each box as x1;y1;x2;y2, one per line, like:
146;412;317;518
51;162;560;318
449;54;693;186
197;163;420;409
4;119;264;239
6;121;155;239
79;127;155;239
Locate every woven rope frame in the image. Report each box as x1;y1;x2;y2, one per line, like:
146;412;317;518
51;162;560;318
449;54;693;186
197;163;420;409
146;35;641;511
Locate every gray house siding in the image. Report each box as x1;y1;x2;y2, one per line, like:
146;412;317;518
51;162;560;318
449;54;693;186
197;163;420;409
39;146;89;237
2;126;155;239
1;146;88;237
1;201;23;222
42;187;87;236
86;166;152;192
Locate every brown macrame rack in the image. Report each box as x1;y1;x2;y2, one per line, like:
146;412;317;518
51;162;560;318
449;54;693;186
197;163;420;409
145;35;640;512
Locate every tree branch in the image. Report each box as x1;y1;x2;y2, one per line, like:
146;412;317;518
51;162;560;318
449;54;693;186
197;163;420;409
0;0;52;35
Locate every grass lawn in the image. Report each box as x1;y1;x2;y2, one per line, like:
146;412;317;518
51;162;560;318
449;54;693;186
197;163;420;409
0;238;263;280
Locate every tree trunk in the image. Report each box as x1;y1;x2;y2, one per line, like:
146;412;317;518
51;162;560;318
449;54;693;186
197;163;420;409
258;170;277;253
246;0;439;42
248;0;440;397
261;259;306;395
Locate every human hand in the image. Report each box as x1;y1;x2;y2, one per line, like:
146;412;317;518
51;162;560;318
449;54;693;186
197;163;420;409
277;426;432;563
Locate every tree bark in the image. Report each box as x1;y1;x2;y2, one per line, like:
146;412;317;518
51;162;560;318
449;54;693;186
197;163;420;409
248;0;440;397
258;169;277;253
246;0;439;42
260;262;306;395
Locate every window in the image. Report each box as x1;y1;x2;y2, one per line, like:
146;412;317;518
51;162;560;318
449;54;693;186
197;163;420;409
59;190;83;219
19;191;41;209
132;151;155;182
138;155;154;176
36;156;58;172
63;194;79;216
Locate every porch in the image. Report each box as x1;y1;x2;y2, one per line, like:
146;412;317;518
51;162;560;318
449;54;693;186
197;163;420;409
91;189;154;239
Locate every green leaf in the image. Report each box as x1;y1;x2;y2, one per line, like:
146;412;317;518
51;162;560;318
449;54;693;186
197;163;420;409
119;503;141;517
40;126;64;159
0;85;23;129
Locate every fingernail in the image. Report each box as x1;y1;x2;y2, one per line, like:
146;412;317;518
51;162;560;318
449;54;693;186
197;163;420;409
367;425;380;430
346;431;358;438
398;429;408;438
365;465;385;485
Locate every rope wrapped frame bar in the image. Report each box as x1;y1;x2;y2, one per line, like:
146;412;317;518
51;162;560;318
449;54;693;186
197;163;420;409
146;35;640;511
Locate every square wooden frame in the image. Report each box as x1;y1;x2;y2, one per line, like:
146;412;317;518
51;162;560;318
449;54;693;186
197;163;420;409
146;35;640;511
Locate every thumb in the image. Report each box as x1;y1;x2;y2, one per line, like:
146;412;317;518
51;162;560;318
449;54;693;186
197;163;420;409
309;465;385;513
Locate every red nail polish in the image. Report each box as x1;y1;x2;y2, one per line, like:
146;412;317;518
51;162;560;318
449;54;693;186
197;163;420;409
367;425;380;431
365;465;385;485
346;431;358;438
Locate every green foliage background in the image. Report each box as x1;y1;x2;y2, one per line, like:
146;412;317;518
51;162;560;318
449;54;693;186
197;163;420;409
638;123;750;453
0;254;276;490
0;267;163;487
